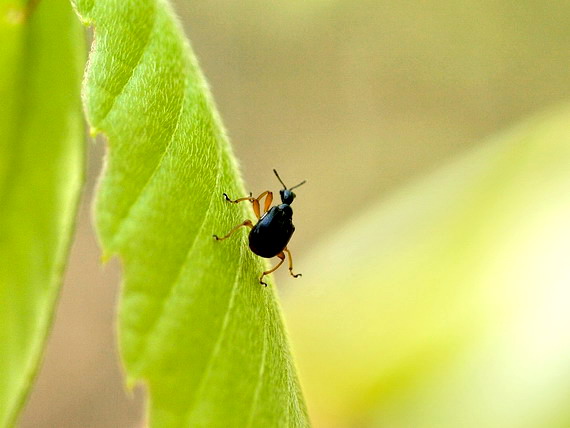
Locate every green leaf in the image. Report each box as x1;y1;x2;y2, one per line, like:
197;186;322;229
285;107;570;427
0;0;84;426
72;0;309;426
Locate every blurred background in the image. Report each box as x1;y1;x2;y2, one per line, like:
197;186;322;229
20;0;570;426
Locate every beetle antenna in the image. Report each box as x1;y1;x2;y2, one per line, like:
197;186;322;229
273;169;288;189
289;180;307;191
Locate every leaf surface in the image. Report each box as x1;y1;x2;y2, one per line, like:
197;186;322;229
286;107;570;427
0;0;84;425
72;0;309;426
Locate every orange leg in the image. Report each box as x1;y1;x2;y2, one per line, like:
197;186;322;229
223;192;254;203
224;191;273;219
259;252;285;287
252;191;273;219
284;248;302;278
260;191;273;213
213;219;253;241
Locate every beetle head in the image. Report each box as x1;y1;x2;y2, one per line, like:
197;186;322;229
280;189;296;204
274;169;306;205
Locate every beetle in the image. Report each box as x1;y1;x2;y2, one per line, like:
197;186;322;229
213;169;306;286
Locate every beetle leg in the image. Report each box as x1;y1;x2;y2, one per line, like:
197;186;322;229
251;191;273;217
284;248;302;278
255;190;269;200
249;191;272;219
223;192;254;203
262;191;273;213
224;191;273;219
259;252;286;287
213;219;253;241
252;199;261;219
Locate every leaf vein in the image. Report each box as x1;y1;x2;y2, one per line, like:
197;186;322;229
131;143;223;371
107;84;185;248
97;9;156;125
184;243;244;423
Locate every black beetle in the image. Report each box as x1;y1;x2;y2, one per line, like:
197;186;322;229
213;169;306;286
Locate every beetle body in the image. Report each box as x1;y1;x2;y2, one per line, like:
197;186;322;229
213;169;305;286
248;204;295;258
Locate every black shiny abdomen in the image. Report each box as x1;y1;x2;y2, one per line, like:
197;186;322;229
248;204;295;258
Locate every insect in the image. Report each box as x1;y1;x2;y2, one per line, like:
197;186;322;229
213;169;306;286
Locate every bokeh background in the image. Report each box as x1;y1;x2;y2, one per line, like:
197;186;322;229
20;0;570;426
